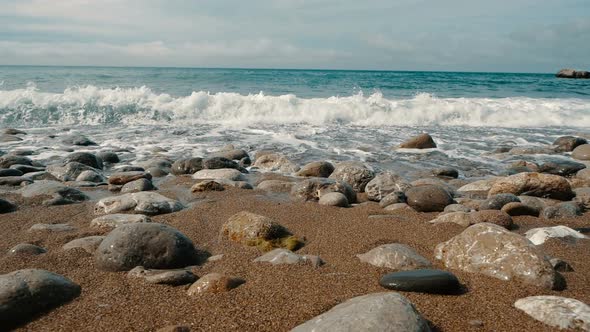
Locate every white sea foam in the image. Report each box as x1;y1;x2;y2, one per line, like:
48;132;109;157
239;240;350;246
0;85;589;128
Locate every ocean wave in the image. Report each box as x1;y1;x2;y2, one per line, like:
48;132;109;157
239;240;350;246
0;85;588;127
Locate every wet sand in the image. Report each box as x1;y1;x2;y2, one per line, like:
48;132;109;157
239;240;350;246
1;177;589;331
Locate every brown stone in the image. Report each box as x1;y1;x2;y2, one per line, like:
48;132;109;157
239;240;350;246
488;173;574;201
186;273;244;295
399;133;437;149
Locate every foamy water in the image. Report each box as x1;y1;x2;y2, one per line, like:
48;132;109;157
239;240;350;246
0;67;588;179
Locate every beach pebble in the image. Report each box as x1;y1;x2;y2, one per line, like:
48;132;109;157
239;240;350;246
95;223;198;271
95;192;184;215
19;180;88;205
62;236;105;253
525;226;587;245
171;157;203;175
384;203;413;211
91;214;152;228
221;211;289;245
553;136;587;152
192;168;245;181
432;167;459;178
573;188;590;210
254;248;324;267
365;171;411;201
357;244;432;270
64;152;103;169
186;273;244;296
254;153;300;173
212;148;249;162
0;198;16;213
97;151;120;164
128;266;197;285
0;269;81;326
290;292;430;332
121;178;156;193
0;176;32;186
0;155;33;168
549;258;574;272
379;191;407;208
291;178;356;203
328;161;375;192
10;164;45;174
8;243;47;256
0;168;23;177
572;144;590;160
108;171;152;185
577;168;590;181
75;169;106;183
116;166;145;172
430;212;472;227
541;202;582;219
538;160;586;177
191;180;225;192
457;178;498;195
435;223;561;289
256;180;294;193
469;210;513;228
405;185;453;212
202;156;240;170
398;133;437;149
488;172;574;201
29;223;75;233
514;296;590;330
479;193;520;210
295;161;334;178
318;192;349;207
501;202;539;216
443;204;472;213
379;269;461;294
146;167;169;177
62;134;97;146
47;162;97;182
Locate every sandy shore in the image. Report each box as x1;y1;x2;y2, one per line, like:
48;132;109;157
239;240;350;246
0;176;588;332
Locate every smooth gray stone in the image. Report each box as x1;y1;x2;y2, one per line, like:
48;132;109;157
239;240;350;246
62;236;105;253
8;243;47;256
127;266;197;285
95;223;198;271
0;168;23;177
0;269;81;327
10;164;45;174
379;269;461;294
480;193;520;210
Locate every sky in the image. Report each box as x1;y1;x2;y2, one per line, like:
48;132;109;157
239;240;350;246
0;0;588;72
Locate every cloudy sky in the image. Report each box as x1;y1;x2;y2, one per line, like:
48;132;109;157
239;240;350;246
0;0;588;72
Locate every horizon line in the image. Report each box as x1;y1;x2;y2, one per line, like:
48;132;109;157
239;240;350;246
0;64;556;75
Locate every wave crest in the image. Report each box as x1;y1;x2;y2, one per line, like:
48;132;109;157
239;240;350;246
0;85;588;127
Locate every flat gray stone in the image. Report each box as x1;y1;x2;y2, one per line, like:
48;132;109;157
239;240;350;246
95;192;184;215
515;296;590;330
91;214;152;228
62;236;105;253
357;244;432;270
290;292;431;332
128;266;197;285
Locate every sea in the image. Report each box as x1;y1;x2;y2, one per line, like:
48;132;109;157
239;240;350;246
1;66;589;179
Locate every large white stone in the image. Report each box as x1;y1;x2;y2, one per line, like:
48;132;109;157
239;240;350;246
524;226;588;245
515;296;590;331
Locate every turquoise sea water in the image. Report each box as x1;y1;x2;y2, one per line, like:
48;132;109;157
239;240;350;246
0;66;588;177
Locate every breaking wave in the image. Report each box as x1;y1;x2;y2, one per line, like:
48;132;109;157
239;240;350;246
1;85;589;127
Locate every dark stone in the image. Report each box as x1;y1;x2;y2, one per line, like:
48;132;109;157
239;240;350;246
212;149;249;161
8;244;47;256
0;156;33;168
0;168;23;177
501;202;540;217
399;133;437;149
541;202;582;219
296;161;335;178
556;69;590;79
97;151;120;164
379;269;461;294
0;269;81;327
9;165;45;174
62;135;97;146
0;176;32;186
538;160;586;177
64;152;103;169
202;157;239;170
95;223;199;271
116;166;145;172
3;128;26;135
432;167;459;178
553;136;587;152
0;198;16;213
108;171;152;185
480;193;520;210
171;158;203;175
121;178;156;193
405;185;453;212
